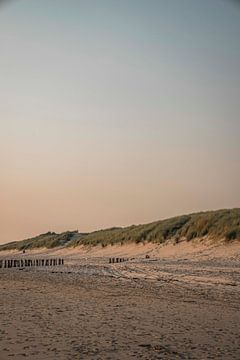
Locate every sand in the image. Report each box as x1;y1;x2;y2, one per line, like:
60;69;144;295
0;241;240;359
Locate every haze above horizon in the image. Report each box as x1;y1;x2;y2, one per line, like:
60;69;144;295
1;0;240;243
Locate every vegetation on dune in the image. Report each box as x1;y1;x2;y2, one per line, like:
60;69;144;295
69;209;240;247
0;231;79;251
0;209;239;251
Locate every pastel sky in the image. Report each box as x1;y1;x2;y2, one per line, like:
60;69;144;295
1;0;240;243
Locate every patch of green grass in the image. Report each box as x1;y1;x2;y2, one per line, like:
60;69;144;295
69;209;240;247
0;209;239;251
0;231;79;251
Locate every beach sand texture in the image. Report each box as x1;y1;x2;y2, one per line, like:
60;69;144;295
0;241;240;359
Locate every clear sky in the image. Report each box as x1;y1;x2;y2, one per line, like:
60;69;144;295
0;0;240;243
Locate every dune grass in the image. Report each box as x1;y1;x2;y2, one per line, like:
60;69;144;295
69;208;240;247
0;209;239;251
0;231;79;251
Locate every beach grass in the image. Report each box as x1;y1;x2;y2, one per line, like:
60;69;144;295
1;208;239;251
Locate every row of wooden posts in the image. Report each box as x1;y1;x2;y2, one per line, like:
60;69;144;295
0;258;64;269
109;257;128;264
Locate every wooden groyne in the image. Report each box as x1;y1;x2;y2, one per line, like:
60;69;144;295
109;257;129;264
0;258;64;269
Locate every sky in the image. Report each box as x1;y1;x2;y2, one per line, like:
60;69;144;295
0;0;240;243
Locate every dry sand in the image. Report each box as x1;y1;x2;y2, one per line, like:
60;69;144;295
0;241;240;359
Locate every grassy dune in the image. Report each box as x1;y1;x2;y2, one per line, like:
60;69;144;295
0;209;240;251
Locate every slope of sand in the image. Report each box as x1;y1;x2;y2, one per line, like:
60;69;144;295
0;240;240;359
1;238;239;260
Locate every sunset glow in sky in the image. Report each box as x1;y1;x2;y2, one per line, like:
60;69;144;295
1;0;240;243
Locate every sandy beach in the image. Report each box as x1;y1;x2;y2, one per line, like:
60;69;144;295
1;0;240;358
0;242;240;360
